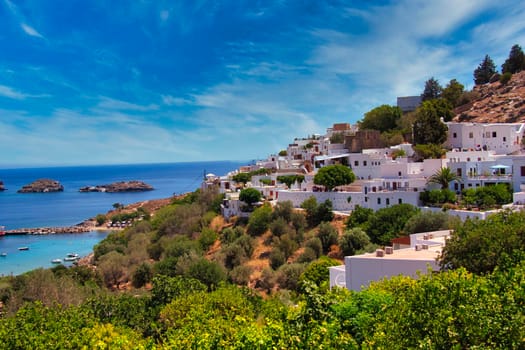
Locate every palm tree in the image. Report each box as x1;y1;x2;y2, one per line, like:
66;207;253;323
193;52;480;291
427;167;462;189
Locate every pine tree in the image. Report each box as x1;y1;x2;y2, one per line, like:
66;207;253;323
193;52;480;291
421;77;442;101
442;79;464;107
473;55;497;85
502;44;525;74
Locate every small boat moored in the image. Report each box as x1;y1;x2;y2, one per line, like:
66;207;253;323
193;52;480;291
51;259;62;264
0;252;6;257
18;247;29;251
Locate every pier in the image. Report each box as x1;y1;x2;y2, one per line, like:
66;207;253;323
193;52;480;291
4;225;92;235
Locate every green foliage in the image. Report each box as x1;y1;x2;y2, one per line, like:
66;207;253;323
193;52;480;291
366;204;420;245
229;265;253;285
381;130;405;147
413;143;446;160
299;256;341;288
150;275;207;307
502;44;525;74
278;149;287;156
474;54;497;85
413;99;450;145
421;77;442;101
403;210;452;234
500;71;512;85
277;174;305;188
359;104;402;133
270;248;286;270
329;132;345;144
390;148;406;159
462;183;512;210
220;226;244;244
239;187;262;205
198;228;218;251
441;210;525;273
232;172;251;185
301;197;334;227
94;231;128;261
316;222;338;253
272;200;294;222
247;204;272;236
132;262;153;288
441;78;465;107
314;164;356;191
97;251;129;288
95;214;107;226
346;205;373;230
186;258;227;290
304;237;323;258
427;167;462;189
420;188;457;206
276;263;307;291
339;227;371;256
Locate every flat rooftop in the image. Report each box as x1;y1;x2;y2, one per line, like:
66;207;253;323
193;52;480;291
352;245;442;261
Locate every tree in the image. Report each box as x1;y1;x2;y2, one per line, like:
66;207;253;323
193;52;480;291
473;54;497;85
412;100;449;145
338;227;371;256
427;167;462;189
232;172;251;186
502;44;525;74
440;210;525;273
301;197;334;227
359;105;402;133
239;187;262;206
421;77;442;101
403;211;453;235
277;175;304;188
366;204;420;245
314;164;356;191
441;79;465;107
247;204;272;236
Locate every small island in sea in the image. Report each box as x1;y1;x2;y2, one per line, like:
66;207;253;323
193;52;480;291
17;179;64;193
79;180;154;193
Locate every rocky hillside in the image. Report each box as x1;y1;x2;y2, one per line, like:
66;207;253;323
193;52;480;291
454;71;525;123
18;179;64;193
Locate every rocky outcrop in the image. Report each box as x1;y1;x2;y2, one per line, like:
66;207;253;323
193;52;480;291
454;71;525;123
18;179;64;193
79;181;154;193
0;181;5;191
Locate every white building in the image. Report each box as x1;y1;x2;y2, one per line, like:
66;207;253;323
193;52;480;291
447;122;525;155
330;230;450;291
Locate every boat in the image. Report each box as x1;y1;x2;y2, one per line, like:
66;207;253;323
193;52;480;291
0;252;6;257
18;247;29;251
51;259;62;264
0;226;5;236
64;256;78;261
66;253;79;258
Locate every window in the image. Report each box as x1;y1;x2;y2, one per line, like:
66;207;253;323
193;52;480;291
503;137;506;142
354;160;359;166
377;198;381;205
467;158;470;161
398;171;402;177
469;132;473;138
363;161;367;166
521;166;525;177
386;198;390;205
457;168;462;176
453;132;457;138
492;131;497;137
398;198;402;204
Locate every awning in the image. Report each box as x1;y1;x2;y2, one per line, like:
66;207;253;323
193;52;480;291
490;164;510;169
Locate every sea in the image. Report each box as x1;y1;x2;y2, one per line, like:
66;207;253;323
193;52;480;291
0;161;245;276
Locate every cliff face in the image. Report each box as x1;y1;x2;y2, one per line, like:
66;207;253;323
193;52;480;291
454;71;525;123
18;179;64;193
79;181;154;193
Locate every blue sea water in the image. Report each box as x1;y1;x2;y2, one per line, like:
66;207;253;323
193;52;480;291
0;161;245;275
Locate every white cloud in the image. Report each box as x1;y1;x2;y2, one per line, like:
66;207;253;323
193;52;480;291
96;97;159;112
20;23;44;38
0;85;27;99
161;94;191;106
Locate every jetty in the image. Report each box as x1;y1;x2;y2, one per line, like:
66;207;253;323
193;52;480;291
5;225;92;235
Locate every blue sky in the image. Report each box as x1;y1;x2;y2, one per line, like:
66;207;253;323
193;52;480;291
1;0;524;167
